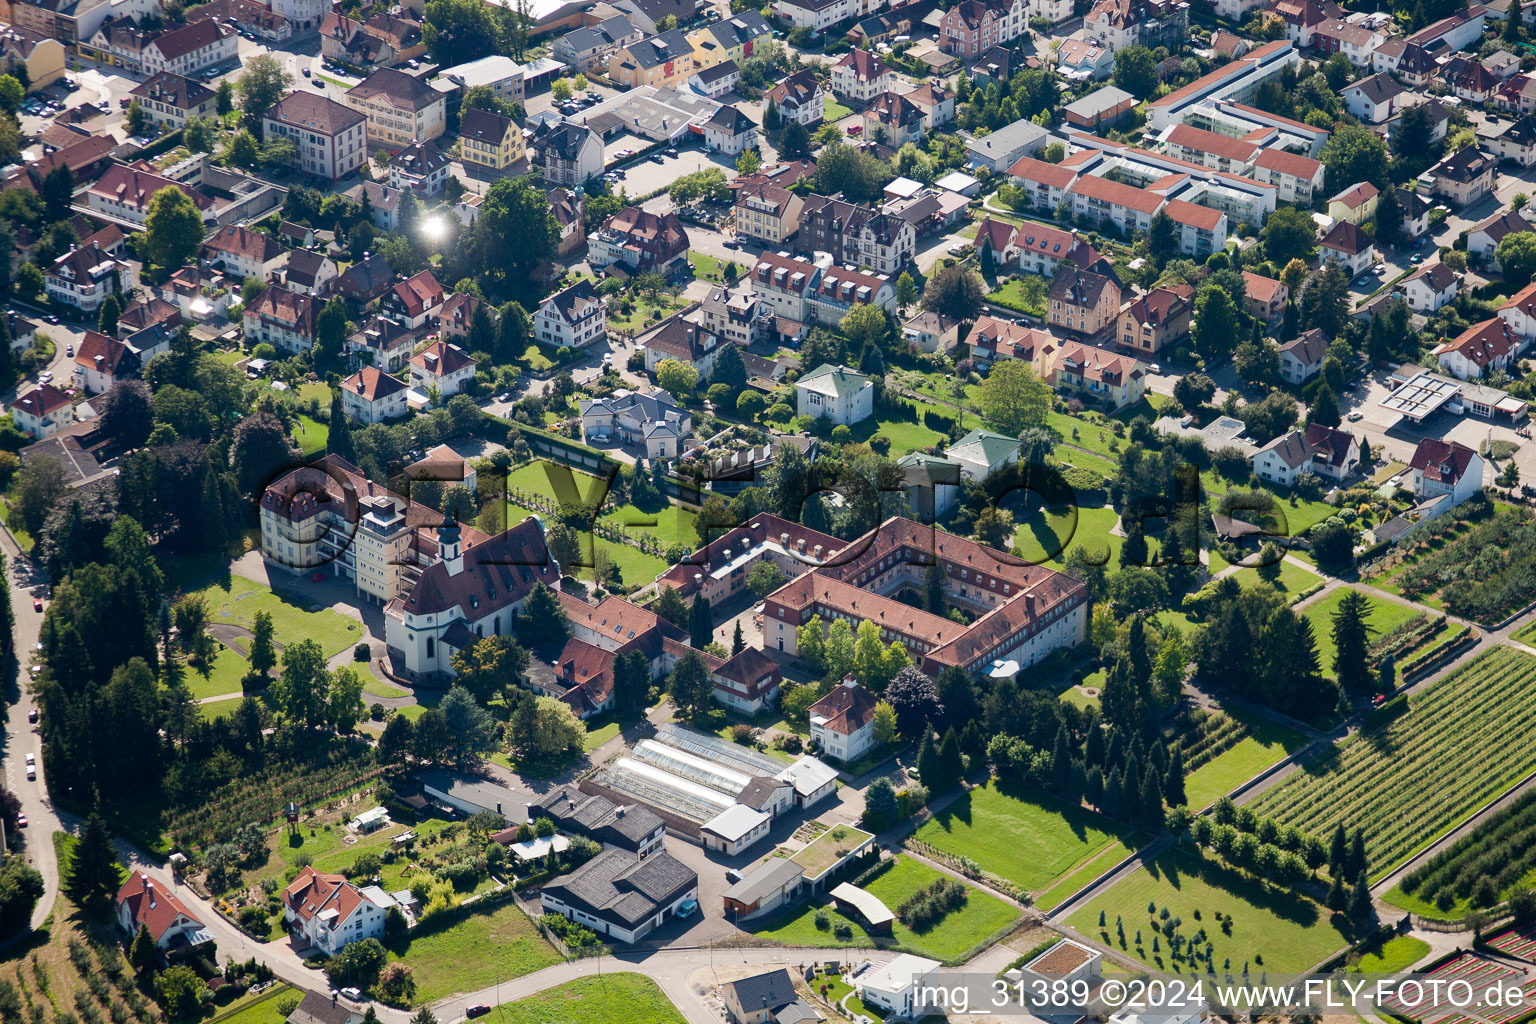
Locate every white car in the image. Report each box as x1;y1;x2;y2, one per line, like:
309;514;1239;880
25;754;33;766
1347;411;1363;422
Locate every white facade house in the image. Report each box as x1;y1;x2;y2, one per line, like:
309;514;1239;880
856;955;944;1017
340;366;411;424
1397;262;1460;313
283;866;397;956
830;49;895;102
408;341;477;397
535;280;607;349
116;874;211;952
1410;438;1486;508
795;363;873;426
807;680;878;764
9;384;76;440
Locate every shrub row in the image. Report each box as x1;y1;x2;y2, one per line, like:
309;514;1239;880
895;877;967;933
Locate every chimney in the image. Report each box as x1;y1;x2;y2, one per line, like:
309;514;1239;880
1025;594;1036;615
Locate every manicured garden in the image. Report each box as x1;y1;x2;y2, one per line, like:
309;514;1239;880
1349;935;1430;974
395;901;562;1004
1301;588;1420;677
749;856;1019;963
1224;560;1322;602
913;781;1140;895
481;976;685;1024
1254;647;1536;878
1065;849;1352;974
194;573;364;658
205;986;299;1024
1015;505;1121;569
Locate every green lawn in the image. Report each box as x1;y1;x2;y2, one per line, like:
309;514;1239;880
1301;588;1420;679
198;696;244;721
293;415;328;456
395;901;562;1004
296;381;333;406
1016;505;1120;568
1067;849;1353;974
1227;559;1322;603
825;94;854;120
913;781;1140;894
192;572;363;658
191;645;252;700
749;856;1019;963
1349;935;1430;974
687;252;747;283
1183;712;1309;811
1036;841;1136;913
600;502;698;548
481;977;684;1024
985;278;1044;317
588;541;669;588
206;986;298;1024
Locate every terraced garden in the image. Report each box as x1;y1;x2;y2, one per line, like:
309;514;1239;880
1253;647;1536;879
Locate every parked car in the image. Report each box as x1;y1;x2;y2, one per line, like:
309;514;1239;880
65;344;73;357
31;598;41;612
27;708;37;724
25;765;35;781
301;66;311;77
466;1007;490;1019
16;813;26;828
676;899;699;917
25;755;34;767
340;989;363;1002
1347;410;1363;421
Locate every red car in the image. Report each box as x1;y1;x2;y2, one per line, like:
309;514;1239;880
466;1007;491;1019
31;599;41;613
1371;693;1387;707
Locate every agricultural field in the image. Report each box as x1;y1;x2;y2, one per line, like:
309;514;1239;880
1176;710;1309;811
1066;849;1352;974
749;856;1019;963
1254;647;1536;878
912;781;1141;895
479;977;685;1024
1384;788;1536;919
1374;506;1536;625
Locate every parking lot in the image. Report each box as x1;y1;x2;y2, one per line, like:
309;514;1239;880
620;146;737;198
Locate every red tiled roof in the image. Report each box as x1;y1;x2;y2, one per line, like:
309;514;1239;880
1253;146;1323;180
117;873;203;942
1163;198;1224;231
74;329;132;375
807;680;879;736
1410;438;1478;484
1441;317;1517;368
1069;173;1166;215
1242;272;1286;305
1007;155;1077;189
13;383;70;418
342;365;409;401
410;340;475;376
1165;123;1260;163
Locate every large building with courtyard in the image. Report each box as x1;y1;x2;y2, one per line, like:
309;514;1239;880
761;517;1089;676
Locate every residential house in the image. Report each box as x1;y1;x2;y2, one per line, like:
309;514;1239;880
1314;17;1388;67
388;140;451;195
1397;261;1460;313
437;292;484;342
46;241;133;314
1164;199;1228;257
1277;328;1328;384
1305;422;1360;480
111;18;237;77
1499;282;1536;339
1318;220;1377;277
244;286;320;355
128;71;215;129
348;181;406;231
944;428;1021;482
722;970;820;1024
340;365;410;423
409;341;476;397
939;0;1026;59
688;9;770;67
1242;271;1288;322
262;92;368;181
856;955;944;1018
1484;113;1536;167
382;270;445;329
965;118;1048;172
766;70;825;127
548;188;586;257
455;107;524;173
1083;0;1187;52
346;316;419;372
904;83;955;130
589;207;690;276
285;250;339;296
203;224;287;281
901;310;962;353
9;384;75;439
1327;181;1379;225
1345;72;1406;122
1436;317;1521;380
286;993;363;1024
703;104;758;155
1049;265;1122;337
1427;147;1497;207
1055;38;1115;81
115;874;210;954
526;786;666;856
734;181;803;245
530;120;604;188
749;252;896;327
1161;123;1261;173
862;91;927;147
1067;173;1164;237
1117;283;1193;354
1253;430;1312;487
540;848;697;943
1444;54;1499;103
808;679;878;763
1006;158;1078;217
831;49;895;103
711;647;783;714
697;285;767;347
1250;147;1326;204
612;29;696;89
799;194;916;275
796;363;874;426
1398;187;1433;240
283;865;399;955
0;27;63;91
1041;339;1147;410
966;316;1051;368
73;329;140;395
1469;209;1536;268
345;67;446;147
1409;438;1486;506
691;60;739;98
86;164;213;228
535;279;607;349
580;387;692;457
554;14;642;70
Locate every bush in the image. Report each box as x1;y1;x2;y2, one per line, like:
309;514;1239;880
814;910;830;930
730;723;754;745
895;877;967;932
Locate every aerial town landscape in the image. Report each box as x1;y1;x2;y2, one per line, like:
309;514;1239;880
7;0;1536;1018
